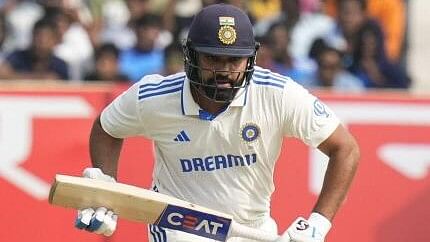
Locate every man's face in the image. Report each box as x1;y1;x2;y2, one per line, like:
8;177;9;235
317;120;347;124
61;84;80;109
96;52;119;79
269;26;289;62
126;0;149;20
339;0;366;37
32;27;58;57
361;31;378;59
318;50;342;86
197;53;249;101
136;25;160;51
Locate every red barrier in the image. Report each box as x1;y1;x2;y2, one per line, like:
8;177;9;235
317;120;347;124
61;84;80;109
0;85;429;242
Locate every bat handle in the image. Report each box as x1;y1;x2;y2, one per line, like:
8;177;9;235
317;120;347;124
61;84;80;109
229;221;284;242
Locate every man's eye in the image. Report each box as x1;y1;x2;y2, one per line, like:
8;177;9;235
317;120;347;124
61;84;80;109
230;57;241;62
207;55;217;61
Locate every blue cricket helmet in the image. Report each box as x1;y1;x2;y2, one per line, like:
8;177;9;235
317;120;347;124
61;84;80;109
183;4;259;103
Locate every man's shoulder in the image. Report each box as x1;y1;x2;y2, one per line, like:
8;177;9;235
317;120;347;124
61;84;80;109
250;66;314;107
135;72;186;102
251;66;300;92
6;49;31;65
50;55;68;68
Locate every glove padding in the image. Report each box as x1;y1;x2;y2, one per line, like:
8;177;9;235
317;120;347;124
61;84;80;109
74;168;118;236
282;213;331;242
82;167;116;182
75;207;118;236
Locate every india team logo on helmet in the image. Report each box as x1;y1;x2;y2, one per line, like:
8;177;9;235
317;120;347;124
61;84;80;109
240;123;260;143
218;17;237;45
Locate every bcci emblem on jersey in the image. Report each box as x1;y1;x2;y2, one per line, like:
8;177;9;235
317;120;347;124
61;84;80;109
313;99;330;118
240;123;260;144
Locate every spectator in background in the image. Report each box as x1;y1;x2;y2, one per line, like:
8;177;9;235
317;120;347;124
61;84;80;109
85;43;129;82
37;0;93;25
316;0;371;71
163;0;202;42
126;0;151;24
255;36;275;69
44;6;93;81
252;0;332;61
119;14;165;82
300;0;321;13
335;0;367;57
100;0;151;50
349;21;410;89
0;13;9;62
324;0;406;62
252;0;300;39
309;38;364;91
0;0;44;52
287;0;337;60
86;0;130;48
247;0;281;22
163;43;183;75
266;21;314;86
0;17;68;80
250;0;313;29
93;0;172;50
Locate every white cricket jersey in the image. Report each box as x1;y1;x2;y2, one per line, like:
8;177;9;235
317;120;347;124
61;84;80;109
100;66;340;224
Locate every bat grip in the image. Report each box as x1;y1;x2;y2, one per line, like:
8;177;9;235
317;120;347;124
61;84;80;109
229;221;281;241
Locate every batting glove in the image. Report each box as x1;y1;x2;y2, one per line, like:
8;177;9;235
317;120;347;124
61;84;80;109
283;213;331;242
74;168;118;236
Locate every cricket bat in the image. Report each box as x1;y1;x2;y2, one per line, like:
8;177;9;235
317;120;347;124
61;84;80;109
49;174;282;242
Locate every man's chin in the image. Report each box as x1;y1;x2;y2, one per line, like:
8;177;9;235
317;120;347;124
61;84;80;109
213;89;238;103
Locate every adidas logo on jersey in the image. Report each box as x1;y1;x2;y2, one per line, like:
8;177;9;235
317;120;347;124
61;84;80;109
174;130;190;142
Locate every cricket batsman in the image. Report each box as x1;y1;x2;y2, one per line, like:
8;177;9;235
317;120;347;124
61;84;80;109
74;3;360;242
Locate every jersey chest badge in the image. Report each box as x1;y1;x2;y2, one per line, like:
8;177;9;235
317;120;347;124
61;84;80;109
240;123;260;144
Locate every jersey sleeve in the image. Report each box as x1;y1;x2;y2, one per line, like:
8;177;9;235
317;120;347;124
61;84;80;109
100;82;145;138
281;81;340;148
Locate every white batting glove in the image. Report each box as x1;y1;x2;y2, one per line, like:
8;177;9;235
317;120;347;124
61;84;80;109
74;168;118;236
82;167;116;182
282;213;331;242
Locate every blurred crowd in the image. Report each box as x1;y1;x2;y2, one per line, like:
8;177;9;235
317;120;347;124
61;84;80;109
0;0;411;91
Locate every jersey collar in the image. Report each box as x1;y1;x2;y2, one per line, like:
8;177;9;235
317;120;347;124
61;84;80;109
180;77;248;116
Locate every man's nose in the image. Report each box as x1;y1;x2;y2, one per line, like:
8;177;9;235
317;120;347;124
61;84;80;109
213;60;233;71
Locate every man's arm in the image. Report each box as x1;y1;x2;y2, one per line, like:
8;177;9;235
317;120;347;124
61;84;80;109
313;124;360;221
89;115;123;179
75;80;141;235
